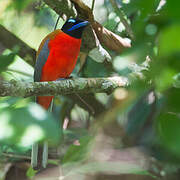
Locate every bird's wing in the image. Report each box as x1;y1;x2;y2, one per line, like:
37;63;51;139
34;29;62;82
34;39;50;82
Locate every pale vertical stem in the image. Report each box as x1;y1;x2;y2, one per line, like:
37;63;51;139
31;142;38;167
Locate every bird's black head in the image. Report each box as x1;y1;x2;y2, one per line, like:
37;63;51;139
61;18;89;39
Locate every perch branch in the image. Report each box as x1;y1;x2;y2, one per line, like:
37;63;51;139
0;77;128;97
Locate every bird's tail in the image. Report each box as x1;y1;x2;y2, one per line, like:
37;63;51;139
37;96;54;110
31;97;54;169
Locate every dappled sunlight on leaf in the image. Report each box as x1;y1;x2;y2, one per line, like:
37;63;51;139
113;55;132;75
0;113;14;140
0;0;180;179
19;125;44;147
28;103;47;121
0;103;61;148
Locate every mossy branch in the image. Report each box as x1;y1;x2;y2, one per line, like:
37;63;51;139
0;77;128;97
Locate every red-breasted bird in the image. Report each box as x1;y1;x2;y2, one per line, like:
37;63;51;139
34;18;89;109
32;18;89;168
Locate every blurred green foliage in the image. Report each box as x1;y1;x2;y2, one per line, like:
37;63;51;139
0;0;180;179
62;136;92;164
9;0;36;12
0;100;62;149
26;166;37;179
0;53;16;73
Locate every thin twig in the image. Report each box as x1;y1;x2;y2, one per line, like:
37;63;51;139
0;24;36;66
109;0;134;40
2;153;31;160
54;15;61;30
91;0;96;11
2;152;60;161
75;93;95;115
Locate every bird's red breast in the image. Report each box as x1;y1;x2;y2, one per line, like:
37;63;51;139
36;30;81;109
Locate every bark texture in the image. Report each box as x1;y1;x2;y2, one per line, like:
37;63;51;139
0;77;128;97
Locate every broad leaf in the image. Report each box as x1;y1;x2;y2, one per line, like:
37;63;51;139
0;103;62;148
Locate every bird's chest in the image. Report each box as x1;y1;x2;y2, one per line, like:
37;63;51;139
41;35;81;80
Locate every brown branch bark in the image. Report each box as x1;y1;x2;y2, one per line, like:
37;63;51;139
43;0;97;53
43;0;131;53
0;0;132;68
43;0;77;19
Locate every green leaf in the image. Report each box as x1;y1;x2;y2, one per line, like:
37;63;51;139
157;113;180;156
165;87;180;113
10;0;35;12
158;24;180;57
82;56;110;77
125;90;154;135
0;53;16;73
154;68;176;91
26;166;38;179
104;12;119;31
173;73;180;88
48;159;59;165
165;0;180;20
128;0;160;20
0;103;62;148
62;136;92;164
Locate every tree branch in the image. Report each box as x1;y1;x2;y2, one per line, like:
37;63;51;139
0;24;36;66
43;0;77;19
0;77;128;97
91;0;96;11
43;0;131;53
0;0;131;69
43;0;96;53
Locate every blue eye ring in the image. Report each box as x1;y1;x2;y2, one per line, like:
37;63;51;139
68;19;76;23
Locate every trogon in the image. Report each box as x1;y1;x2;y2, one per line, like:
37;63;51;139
34;18;89;109
32;18;89;168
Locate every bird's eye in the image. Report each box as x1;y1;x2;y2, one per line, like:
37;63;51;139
68;19;76;23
